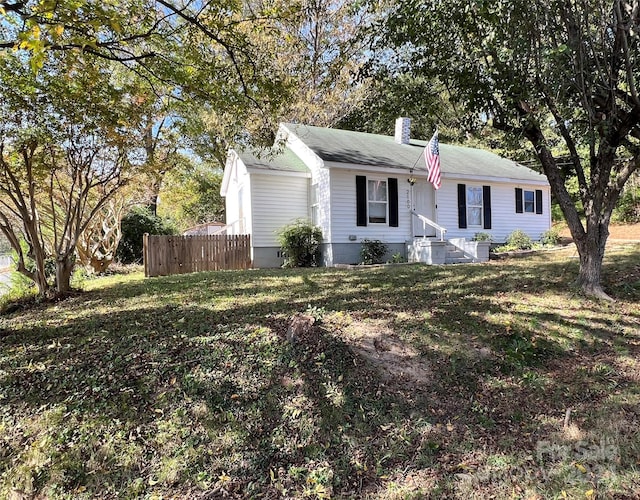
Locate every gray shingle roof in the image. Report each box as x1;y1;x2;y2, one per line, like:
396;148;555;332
283;123;547;183
238;146;308;173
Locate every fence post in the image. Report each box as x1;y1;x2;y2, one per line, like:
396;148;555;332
143;233;150;277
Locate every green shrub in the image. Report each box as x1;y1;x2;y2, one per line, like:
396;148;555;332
506;230;533;250
117;206;178;264
472;232;493;242
391;252;406;263
12;239;56;286
360;239;388;265
276;219;322;267
495;229;534;252
540;227;560;246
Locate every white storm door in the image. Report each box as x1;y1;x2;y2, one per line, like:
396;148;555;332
412;183;435;236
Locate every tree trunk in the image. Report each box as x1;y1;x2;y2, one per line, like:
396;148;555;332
20;220;51;296
55;256;75;294
32;252;50;296
574;235;610;300
554;197;614;300
522;121;615;300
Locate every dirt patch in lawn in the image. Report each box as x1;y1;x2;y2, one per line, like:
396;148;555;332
344;319;432;384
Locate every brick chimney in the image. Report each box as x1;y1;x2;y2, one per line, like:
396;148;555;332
394;117;411;144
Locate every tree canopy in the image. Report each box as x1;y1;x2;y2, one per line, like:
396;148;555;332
157;161;225;231
378;0;640;298
1;0;382;296
0;51;153;293
1;0;294;148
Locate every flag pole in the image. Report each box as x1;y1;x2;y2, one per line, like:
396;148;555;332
411;126;439;171
410;149;424;171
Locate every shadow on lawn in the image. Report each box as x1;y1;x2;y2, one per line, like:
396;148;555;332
1;246;639;496
2;302;638;497
1;304;444;495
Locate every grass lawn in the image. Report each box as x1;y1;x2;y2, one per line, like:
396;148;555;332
1;243;639;499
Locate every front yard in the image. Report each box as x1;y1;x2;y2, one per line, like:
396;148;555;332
1;243;639;498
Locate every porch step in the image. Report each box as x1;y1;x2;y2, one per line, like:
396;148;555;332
408;237;488;265
445;247;473;264
445;256;474;264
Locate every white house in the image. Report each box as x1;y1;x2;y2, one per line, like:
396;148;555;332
220;119;551;268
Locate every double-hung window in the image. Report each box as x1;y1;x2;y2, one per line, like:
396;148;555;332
515;188;543;214
357;176;398;227
368;179;387;224
523;190;535;213
457;183;491;229
466;186;483;226
310;183;319;225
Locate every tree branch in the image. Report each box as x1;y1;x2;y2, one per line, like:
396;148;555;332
614;0;640;106
155;0;260;107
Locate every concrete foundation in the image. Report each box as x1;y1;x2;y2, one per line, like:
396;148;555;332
408;240;447;265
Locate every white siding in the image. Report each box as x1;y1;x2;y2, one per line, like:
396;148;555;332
283;125;326;172
312;168;332;240
437;179;552;242
251;174;309;247
327;169;414;244
285;125;332;239
224;158;251;236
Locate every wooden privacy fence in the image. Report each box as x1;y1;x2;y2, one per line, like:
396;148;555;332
143;234;251;277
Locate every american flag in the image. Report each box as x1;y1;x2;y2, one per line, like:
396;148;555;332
425;130;442;190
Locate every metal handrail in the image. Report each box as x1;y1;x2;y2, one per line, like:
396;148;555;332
411;210;447;241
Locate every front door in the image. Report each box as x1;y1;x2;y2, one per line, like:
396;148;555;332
413;183;435;237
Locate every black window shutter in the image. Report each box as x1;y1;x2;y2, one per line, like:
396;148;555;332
515;188;523;213
535;189;543;214
457;183;467;229
356;175;367;226
388;178;399;227
483;185;492;229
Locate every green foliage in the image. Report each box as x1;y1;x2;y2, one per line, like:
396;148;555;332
305;304;326;323
391;252;406;263
1;0;294;151
71;266;90;289
472;232;493;242
551;203;565;222
564;176;585;216
117;207;177;264
377;0;640;295
276;220;322;268
506;230;533;250
540;228;560;246
360;239;388;265
612;184;640;223
158;162;225;232
496;230;534;252
13;240;56;285
0;272;37;312
337;75;451;139
0;44;157;295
